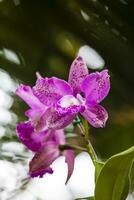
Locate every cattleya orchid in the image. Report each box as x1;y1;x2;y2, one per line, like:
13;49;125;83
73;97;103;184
16;56;110;130
16;56;110;182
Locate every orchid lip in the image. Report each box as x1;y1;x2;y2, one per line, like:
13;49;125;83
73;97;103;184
56;95;85;115
58;95;80;108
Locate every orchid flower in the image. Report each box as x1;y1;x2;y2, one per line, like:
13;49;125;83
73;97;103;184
16;121;74;182
58;56;110;128
15;56;110;181
16;56;110;130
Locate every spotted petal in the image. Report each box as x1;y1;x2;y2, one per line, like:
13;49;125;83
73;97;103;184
29;142;60;178
16;121;46;152
68;56;88;95
81;104;108;128
33;77;73;106
81;70;110;106
38;107;76;130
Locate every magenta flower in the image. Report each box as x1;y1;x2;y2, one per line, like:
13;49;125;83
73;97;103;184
17;57;110;130
15;56;110;181
57;56;110;128
16;57;110;130
16;122;74;181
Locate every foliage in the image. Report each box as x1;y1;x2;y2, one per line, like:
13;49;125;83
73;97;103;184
95;146;134;200
79;146;134;200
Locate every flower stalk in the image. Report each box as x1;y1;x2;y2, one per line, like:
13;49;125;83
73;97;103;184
59;143;87;152
78;118;98;165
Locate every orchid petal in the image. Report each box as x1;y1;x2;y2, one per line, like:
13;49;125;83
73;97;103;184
39;107;76;130
29;142;60;178
25;108;45;130
64;150;75;183
33;77;73;106
30;167;53;178
16;84;45;110
16;122;46;151
81;70;110;106
81;104;108;128
45;129;65;145
68;56;88;95
52;129;65;145
25;108;41;119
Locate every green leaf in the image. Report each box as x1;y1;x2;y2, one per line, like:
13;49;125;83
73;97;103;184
88;197;95;200
129;162;134;193
75;197;94;200
95;146;134;200
95;160;104;182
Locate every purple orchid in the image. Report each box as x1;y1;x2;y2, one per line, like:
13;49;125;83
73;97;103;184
16;56;110;130
16;122;74;182
57;56;110;128
15;56;110;181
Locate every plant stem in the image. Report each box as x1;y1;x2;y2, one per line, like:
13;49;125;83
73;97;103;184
78;117;98;165
86;140;97;165
59;143;87;152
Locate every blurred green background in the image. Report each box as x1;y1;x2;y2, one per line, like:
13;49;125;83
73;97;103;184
0;0;134;164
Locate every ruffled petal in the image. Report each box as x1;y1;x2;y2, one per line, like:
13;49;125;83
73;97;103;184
56;95;85;115
16;121;46;151
68;56;88;95
81;70;110;106
64;150;75;183
33;77;73;106
16;84;45;110
38;107;76;130
81;104;108;128
29;142;60;178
